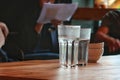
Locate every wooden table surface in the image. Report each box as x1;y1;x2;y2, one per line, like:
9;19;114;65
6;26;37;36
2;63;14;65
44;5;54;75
0;55;120;80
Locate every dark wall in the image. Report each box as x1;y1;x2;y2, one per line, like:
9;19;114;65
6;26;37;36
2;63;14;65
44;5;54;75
0;0;41;52
0;0;40;32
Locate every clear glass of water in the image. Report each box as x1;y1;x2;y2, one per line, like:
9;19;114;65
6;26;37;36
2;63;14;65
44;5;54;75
76;28;91;66
58;24;81;68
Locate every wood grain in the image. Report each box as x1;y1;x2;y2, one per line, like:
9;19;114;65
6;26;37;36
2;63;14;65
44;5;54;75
72;8;116;21
0;55;120;80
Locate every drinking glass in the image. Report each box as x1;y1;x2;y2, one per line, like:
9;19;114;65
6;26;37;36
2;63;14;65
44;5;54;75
58;24;81;68
76;28;91;66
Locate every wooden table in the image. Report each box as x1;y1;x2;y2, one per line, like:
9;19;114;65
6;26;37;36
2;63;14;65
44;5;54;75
0;55;120;80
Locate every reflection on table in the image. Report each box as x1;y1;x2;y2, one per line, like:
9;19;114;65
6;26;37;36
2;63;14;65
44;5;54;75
0;55;120;80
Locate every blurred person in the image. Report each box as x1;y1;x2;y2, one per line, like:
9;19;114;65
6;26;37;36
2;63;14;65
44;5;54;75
0;22;9;62
35;0;61;34
94;0;108;8
1;0;61;61
34;0;61;52
94;10;120;55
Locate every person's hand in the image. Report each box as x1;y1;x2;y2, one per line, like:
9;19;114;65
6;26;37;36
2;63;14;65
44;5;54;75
107;38;120;53
51;19;62;28
34;23;43;34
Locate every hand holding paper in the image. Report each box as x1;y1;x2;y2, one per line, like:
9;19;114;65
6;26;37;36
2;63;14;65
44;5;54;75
37;3;78;24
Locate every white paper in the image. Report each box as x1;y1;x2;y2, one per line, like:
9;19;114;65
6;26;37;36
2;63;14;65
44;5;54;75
37;3;78;24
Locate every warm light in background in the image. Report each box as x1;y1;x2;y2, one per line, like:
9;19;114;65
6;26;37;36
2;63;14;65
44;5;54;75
95;0;120;8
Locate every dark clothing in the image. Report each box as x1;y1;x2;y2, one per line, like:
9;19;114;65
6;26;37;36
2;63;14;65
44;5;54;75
100;10;120;55
101;10;120;39
0;48;8;62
